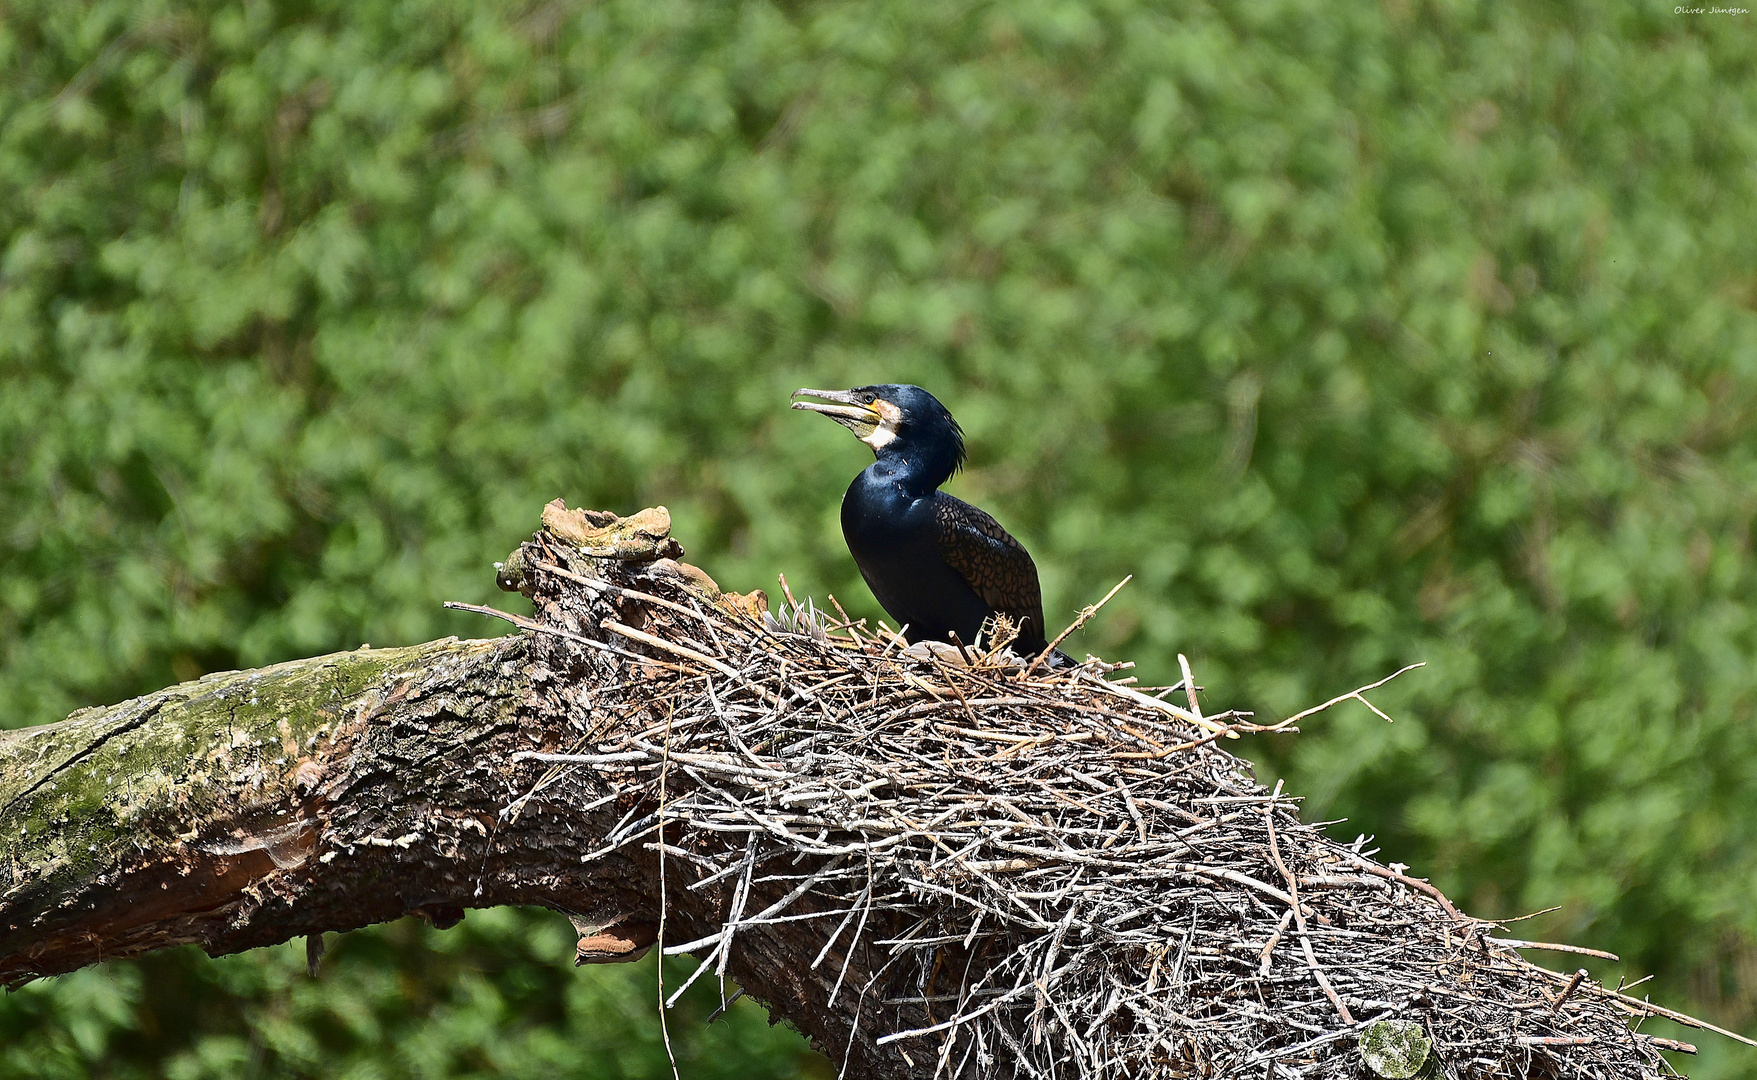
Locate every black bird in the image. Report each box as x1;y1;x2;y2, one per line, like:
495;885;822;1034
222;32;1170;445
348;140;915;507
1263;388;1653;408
791;384;1072;667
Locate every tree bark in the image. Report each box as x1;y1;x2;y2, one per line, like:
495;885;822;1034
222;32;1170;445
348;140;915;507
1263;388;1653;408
0;635;546;979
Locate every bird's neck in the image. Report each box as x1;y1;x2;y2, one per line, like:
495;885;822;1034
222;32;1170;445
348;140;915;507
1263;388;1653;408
864;446;952;499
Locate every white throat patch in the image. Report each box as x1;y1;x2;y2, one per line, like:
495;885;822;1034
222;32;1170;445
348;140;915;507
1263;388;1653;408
860;398;902;450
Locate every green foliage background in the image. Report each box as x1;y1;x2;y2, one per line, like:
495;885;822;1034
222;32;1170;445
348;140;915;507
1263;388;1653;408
3;0;1755;1074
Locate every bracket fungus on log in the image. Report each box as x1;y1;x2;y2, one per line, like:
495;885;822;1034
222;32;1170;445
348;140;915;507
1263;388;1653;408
2;504;1741;1079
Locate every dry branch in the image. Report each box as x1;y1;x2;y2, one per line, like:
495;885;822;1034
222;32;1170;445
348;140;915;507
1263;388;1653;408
1;503;1736;1079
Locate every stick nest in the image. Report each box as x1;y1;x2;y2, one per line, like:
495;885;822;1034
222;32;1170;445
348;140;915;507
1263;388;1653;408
486;508;1692;1080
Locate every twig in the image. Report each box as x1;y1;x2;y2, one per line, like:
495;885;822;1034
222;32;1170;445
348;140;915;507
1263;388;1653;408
1336;850;1475;928
654;702;683;1080
1025;575;1131;676
1586;979;1757;1048
1494;939;1619;962
1264;663;1426;731
531;562;719;626
1177;654;1203;726
1258;909;1294;977
946;630;975;666
1262;793;1352;1024
600;619;782;706
1550;968;1588;1011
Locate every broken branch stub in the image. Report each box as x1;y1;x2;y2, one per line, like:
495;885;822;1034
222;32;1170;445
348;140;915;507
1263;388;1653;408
1;504;1719;1079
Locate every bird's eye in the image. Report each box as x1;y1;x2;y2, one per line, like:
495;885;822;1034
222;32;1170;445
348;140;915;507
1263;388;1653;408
861;392;876;404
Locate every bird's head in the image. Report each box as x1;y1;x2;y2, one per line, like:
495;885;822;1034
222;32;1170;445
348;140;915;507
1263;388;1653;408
791;384;966;481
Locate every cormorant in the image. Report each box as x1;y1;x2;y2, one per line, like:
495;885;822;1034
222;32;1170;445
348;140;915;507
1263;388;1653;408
791;384;1072;668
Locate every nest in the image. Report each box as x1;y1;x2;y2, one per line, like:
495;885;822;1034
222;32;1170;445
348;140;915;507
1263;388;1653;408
476;507;1706;1079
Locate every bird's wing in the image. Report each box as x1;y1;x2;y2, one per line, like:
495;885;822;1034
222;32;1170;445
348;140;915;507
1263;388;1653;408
931;493;1048;642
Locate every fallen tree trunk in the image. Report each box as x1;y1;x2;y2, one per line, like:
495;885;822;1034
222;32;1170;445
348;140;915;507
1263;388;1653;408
0;504;1730;1078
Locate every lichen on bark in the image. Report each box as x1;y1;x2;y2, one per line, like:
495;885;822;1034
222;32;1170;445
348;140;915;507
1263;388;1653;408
1;635;528;982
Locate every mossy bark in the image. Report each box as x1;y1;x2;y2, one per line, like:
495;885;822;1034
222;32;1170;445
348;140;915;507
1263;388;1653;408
0;636;562;984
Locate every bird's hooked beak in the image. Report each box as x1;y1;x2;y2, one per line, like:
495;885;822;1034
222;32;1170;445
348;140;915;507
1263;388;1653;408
790;387;881;438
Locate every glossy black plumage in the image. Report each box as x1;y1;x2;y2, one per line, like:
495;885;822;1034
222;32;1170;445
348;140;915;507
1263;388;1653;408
791;384;1070;666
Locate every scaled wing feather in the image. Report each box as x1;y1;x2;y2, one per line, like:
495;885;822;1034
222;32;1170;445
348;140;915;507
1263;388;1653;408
931;494;1048;642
